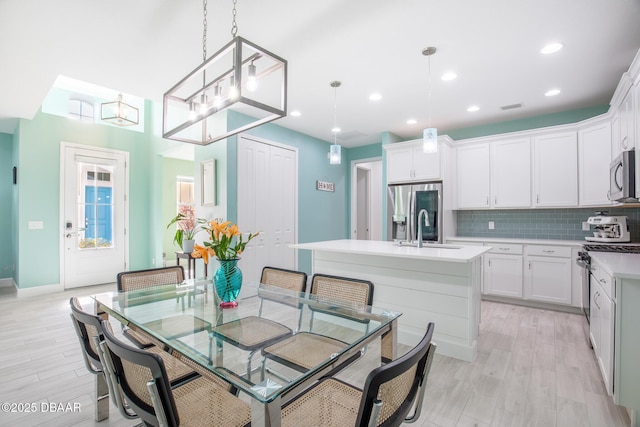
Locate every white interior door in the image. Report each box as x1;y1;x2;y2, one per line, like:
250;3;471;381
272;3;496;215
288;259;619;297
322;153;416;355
356;167;370;239
238;136;297;282
61;143;128;288
351;159;382;240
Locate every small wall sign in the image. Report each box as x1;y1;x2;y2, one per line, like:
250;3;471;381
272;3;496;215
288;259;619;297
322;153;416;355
316;180;335;192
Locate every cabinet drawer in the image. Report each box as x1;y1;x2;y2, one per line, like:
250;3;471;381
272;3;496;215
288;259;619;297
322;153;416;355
525;245;571;258
487;243;523;255
596;269;615;299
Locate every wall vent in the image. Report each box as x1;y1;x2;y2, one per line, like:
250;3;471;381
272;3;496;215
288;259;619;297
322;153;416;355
500;103;523;111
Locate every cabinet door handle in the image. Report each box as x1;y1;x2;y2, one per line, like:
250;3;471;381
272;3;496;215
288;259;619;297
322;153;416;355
622;137;628;149
528;261;532;270
486;196;489;206
600;278;606;283
542;250;555;254
494;196;497;205
498;247;510;251
536;194;540;204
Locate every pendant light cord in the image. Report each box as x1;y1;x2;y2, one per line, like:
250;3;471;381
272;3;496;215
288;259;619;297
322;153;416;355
428;53;431;127
333;84;338;145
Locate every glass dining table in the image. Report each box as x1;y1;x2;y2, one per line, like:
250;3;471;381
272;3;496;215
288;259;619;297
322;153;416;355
91;278;401;427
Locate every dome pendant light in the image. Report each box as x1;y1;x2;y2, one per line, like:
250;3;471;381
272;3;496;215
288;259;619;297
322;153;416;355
422;46;438;154
329;81;342;165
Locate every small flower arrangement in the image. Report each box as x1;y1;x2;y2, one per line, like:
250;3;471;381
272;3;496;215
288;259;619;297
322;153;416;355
166;206;206;248
192;220;259;263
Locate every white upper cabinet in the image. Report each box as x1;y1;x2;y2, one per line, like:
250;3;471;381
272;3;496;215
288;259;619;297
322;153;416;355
532;132;578;207
578;122;612;206
456;144;491;208
619;86;635;153
385;139;440;184
491;138;531;208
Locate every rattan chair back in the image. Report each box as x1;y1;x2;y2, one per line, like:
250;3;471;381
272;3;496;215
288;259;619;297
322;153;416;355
260;266;308;308
309;274;374;322
117;266;185;292
69;297;104;373
356;322;436;427
100;319;180;427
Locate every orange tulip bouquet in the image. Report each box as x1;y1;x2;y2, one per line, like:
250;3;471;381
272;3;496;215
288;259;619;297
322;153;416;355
191;220;259;307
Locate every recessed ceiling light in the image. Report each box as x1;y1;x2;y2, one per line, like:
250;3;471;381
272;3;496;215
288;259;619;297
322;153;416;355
441;72;458;81
290;110;301;117
541;42;563;54
406;119;417;125
467;105;480;112
369;93;382;101
545;89;561;97
331;126;341;133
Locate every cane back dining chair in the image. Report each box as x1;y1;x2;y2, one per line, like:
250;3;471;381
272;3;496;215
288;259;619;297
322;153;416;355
280;322;436;427
99;319;252;427
116;266;210;350
212;266;308;381
261;273;373;379
69;297;200;420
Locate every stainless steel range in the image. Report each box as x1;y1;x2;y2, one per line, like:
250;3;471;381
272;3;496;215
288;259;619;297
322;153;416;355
576;243;640;322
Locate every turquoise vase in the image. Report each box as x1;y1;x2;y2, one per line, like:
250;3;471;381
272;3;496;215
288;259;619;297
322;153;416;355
213;258;242;308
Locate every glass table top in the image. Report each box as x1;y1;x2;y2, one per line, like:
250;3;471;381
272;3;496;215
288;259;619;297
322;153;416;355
91;279;401;403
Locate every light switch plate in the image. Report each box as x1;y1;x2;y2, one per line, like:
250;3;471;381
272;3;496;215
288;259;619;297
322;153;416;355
28;221;44;230
488;221;495;230
582;221;590;231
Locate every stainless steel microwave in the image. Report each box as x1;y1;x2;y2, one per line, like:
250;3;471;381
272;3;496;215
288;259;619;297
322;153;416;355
609;149;637;203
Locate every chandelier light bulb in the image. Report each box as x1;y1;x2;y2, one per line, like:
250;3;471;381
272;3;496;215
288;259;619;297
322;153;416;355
247;63;258;91
228;76;239;100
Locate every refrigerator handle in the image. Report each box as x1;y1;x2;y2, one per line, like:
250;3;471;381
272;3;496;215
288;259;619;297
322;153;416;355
407;190;414;243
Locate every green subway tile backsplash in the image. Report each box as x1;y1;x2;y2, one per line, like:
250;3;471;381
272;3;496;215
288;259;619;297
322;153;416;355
456;207;640;242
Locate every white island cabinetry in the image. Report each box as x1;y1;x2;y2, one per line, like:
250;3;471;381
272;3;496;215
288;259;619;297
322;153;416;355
292;239;489;362
588;252;640;426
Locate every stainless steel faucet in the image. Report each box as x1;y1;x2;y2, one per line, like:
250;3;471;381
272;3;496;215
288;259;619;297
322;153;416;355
417;209;430;248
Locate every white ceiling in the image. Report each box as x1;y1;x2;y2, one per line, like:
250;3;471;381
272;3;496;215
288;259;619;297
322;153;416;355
1;0;640;147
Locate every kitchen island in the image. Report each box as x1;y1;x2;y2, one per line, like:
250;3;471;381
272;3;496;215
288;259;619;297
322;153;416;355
292;239;490;362
589;252;640;427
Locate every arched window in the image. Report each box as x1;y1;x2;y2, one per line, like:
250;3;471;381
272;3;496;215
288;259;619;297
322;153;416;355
68;98;95;122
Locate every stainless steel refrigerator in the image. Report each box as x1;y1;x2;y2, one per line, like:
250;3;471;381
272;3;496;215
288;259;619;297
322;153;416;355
387;182;443;244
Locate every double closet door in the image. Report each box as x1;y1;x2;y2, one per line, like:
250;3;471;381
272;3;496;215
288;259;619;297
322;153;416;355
237;136;297;282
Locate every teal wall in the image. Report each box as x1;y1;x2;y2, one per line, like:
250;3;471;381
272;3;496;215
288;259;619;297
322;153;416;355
161;157;195;262
13;104;177;288
442;105;609;141
0;132;13;279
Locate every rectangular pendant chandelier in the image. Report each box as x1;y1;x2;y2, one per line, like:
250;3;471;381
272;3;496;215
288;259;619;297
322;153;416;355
163;36;287;145
101;94;139;126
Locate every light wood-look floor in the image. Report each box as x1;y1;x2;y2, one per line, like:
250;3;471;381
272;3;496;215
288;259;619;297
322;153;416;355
0;282;630;427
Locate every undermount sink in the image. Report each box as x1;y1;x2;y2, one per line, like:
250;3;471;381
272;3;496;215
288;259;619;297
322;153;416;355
394;241;462;249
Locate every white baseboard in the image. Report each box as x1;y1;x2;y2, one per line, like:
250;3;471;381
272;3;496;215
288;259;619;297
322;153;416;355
0;278;14;287
16;282;64;298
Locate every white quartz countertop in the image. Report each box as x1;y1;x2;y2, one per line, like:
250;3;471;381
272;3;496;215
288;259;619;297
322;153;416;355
589;252;640;280
291;239;490;263
447;236;584;247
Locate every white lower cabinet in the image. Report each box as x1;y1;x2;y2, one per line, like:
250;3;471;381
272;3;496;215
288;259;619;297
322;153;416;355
524;246;572;305
589;260;615;396
483;244;523;298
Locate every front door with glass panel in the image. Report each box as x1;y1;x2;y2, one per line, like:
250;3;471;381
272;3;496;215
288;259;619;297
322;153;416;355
62;143;128;288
